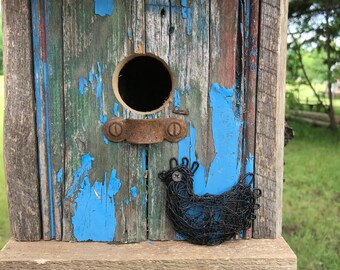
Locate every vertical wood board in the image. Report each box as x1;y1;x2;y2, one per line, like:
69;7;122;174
62;0;147;243
3;0;41;241
253;0;288;238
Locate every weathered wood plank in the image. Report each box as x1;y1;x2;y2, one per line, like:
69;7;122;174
242;0;260;239
0;238;297;269
146;0;211;240
31;0;65;241
31;0;51;240
62;0;147;243
145;0;176;240
3;0;41;241
253;0;288;238
44;0;65;241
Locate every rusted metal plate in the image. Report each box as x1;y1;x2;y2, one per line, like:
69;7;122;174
103;118;187;144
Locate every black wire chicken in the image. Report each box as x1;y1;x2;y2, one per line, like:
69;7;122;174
158;157;262;246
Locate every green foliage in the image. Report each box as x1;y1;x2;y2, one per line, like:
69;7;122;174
283;119;340;270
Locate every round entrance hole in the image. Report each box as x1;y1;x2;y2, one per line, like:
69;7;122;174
113;53;174;114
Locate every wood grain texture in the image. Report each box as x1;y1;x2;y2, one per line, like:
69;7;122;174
253;0;288;238
146;0;211;240
145;0;176;240
62;0;147;243
31;0;65;241
0;238;297;270
3;0;41;241
31;0;51;240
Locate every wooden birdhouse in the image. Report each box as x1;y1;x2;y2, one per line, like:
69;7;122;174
2;0;296;268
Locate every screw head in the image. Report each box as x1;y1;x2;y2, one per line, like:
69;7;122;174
109;123;123;137
167;122;182;137
172;171;182;182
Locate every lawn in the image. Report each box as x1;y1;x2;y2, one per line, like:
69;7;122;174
283;119;340;269
0;75;10;249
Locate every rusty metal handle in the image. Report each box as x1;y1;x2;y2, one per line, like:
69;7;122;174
103;118;187;144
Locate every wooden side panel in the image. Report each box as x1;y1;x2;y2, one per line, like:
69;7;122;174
31;0;65;241
3;0;41;241
253;0;288;238
62;0;147;243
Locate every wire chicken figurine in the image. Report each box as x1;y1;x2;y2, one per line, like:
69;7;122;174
158;157;262;246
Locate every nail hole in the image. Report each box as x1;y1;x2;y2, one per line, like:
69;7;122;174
160;8;166;17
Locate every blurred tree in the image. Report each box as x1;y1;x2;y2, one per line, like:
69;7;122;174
288;0;340;130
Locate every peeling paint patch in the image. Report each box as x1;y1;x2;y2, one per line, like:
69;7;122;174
173;89;181;110
113;102;119;116
181;0;191;35
94;0;114;17
178;82;243;195
178;123;207;196
131;186;138;198
56;168;63;184
207;83;242;193
69;153;122;241
78;77;88;95
78;63;108;144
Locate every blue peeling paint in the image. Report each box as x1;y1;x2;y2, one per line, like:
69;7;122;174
207;83;242;193
173;89;181;110
178;83;243;195
78;77;88;95
68;153;121;241
72;169;122;241
181;0;191;36
113;102;119;116
131;186;138;198
57;168;63;184
78;63;108;143
66;153;94;198
178;123;207;196
141;149;147;173
94;0;114;17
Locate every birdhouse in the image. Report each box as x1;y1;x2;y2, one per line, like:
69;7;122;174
2;0;296;268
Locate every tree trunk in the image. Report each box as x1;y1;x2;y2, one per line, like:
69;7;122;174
325;6;337;131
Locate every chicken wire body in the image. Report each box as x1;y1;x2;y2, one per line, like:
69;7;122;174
158;158;262;245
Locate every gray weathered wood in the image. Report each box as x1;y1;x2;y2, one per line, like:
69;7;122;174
253;0;288;238
3;0;41;241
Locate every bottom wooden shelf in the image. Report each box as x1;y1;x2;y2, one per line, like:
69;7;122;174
0;237;296;269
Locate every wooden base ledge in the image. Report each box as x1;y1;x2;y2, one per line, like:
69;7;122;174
0;237;296;270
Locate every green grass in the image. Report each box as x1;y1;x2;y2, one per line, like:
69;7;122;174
0;75;10;249
283;119;340;270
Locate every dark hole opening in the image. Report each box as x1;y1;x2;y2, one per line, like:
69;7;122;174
118;56;173;112
160;8;166;17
